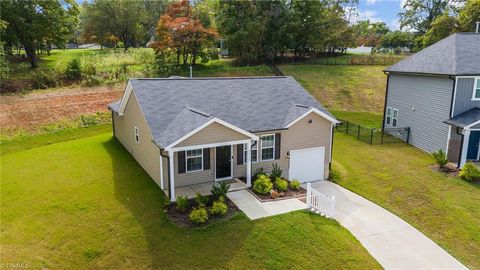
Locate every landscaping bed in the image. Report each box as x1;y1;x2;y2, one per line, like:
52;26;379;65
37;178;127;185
166;195;239;228
248;184;306;202
249;164;306;201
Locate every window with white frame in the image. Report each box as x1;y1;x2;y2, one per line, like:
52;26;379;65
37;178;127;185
392;109;398;127
261;135;275;161
186;149;203;172
134;127;139;143
386;107;392;125
243;141;258;163
473;78;480;100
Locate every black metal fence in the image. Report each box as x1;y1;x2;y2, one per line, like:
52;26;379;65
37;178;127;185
335;119;410;145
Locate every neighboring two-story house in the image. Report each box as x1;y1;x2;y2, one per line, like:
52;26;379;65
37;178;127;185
383;33;480;168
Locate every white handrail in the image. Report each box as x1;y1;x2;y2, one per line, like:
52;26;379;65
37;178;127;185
306;183;335;218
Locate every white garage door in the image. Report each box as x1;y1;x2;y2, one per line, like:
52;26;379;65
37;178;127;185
289;147;325;183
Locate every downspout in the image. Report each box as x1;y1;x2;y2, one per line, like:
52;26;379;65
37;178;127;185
153;142;172;200
448;76;456;118
456;127;464;168
329;123;334;171
381;72;390;128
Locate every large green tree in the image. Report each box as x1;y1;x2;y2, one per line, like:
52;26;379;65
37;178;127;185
399;0;461;34
0;0;79;68
457;0;480;32
422;13;457;47
352;20;390;47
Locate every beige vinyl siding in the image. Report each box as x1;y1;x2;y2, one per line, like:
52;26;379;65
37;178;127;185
174;148;215;187
113;91;162;189
234;112;332;180
176;122;249;147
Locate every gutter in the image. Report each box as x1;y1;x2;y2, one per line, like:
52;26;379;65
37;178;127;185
381;72;390;132
456;127;464;169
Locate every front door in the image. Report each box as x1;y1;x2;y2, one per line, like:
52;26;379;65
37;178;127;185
467;131;480;160
216;146;232;180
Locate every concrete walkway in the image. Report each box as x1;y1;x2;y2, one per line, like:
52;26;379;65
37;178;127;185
227;190;306;220
308;181;467;270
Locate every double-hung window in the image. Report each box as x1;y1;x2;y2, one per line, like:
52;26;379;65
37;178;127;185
186;149;203;172
392;109;398;127
243;141;258;163
386;107;398;127
386;107;392;125
260;135;275;161
134;127;139;143
473;78;480;100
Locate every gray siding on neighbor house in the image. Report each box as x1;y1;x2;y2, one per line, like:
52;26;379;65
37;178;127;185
385;74;453;153
453;78;480;117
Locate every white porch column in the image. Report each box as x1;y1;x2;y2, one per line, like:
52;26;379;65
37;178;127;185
460;128;471;168
246;141;252;188
169;150;176;202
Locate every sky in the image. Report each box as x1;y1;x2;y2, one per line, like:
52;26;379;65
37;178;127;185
353;0;404;30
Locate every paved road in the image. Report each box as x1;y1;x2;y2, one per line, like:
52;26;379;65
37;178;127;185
309;181;467;270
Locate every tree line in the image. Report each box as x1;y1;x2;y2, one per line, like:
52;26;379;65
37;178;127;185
0;0;479;69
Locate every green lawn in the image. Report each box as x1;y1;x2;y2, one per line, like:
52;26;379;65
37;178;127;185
0;130;379;269
332;133;480;269
279;65;387;113
331;110;383;129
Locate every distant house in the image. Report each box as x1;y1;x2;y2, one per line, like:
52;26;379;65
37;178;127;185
108;77;338;201
383;33;480;168
346;45;373;55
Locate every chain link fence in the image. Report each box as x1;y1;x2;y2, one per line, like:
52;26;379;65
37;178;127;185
335;119;410;145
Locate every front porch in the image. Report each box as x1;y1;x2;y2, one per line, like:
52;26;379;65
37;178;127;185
175;178;247;199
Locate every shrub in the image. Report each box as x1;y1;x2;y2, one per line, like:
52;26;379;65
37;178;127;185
175;195;189;213
211;181;230;200
210;197;228;216
189;207;208;224
32;69;61;89
194;192;209;207
290;179;301;190
275;178;288;192
253;167;265;181
253;174;273;194
432;149;448;168
459;162;480;182
270;163;283;179
65;58;82;80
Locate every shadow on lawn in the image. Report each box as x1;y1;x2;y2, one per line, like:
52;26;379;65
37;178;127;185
102;137;252;268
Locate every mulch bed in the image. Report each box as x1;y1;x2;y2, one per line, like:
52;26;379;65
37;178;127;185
165;195;239;228
429;164;459;177
248;183;306;202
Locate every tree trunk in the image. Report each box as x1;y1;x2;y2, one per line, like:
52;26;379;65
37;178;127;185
24;45;38;68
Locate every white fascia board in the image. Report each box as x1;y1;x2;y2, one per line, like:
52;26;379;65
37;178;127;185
285;108;340;128
164;118;258;151
118;80;133;116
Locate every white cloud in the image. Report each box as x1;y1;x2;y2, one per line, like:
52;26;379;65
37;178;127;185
354;9;383;23
389;19;400;30
366;0;381;6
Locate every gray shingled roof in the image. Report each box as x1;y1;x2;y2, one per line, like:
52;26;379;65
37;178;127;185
444;107;480;128
109;76;336;148
385;33;480;76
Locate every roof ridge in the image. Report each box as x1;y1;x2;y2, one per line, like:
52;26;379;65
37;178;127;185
131;76;288;81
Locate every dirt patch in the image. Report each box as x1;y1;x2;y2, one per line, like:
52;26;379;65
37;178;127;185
429;164;459;177
0;85;123;131
166;196;239;228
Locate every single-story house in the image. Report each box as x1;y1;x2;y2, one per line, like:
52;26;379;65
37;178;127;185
108;76;339;201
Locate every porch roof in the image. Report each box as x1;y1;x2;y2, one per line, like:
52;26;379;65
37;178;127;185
444;107;480;128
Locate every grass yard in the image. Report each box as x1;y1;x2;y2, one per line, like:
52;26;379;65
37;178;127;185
279;65;386;113
0;130;380;269
332;134;480;269
330;110;383;128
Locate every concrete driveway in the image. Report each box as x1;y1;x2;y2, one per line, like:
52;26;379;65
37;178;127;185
309;181;467;270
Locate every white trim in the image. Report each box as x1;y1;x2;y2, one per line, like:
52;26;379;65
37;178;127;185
214;145;233;181
185;148;203;173
260;134;275;161
134;126;140;143
465;119;480;129
471;78;480;101
386;107;392;126
451;77;458;118
392;108;398;127
284;108;340;128
446;125;452;157
160;154;164;190
243;141;258;164
165;118;258;150
246;141;252;188
170;139;251;152
329;124;334;163
168;151;175;202
477;137;480;161
118;81;133;116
